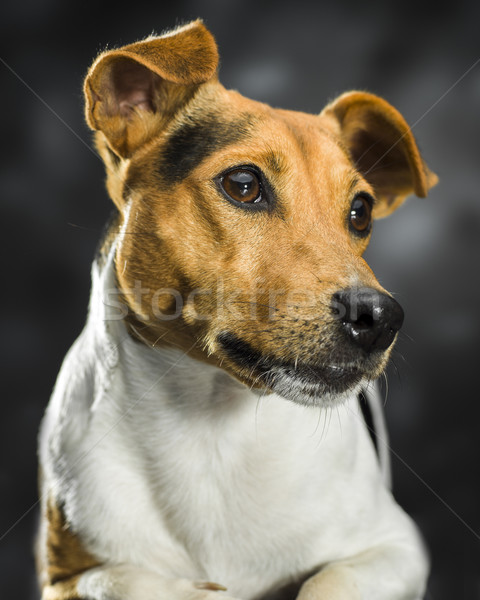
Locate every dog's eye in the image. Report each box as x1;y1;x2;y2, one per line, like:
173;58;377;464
221;169;262;204
349;194;373;235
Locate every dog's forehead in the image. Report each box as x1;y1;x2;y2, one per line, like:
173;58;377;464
151;86;356;186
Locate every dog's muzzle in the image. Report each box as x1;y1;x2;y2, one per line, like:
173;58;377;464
215;287;403;406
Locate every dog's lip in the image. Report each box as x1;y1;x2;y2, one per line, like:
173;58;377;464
216;331;363;393
266;361;361;388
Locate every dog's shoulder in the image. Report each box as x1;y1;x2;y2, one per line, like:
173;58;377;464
39;236;123;485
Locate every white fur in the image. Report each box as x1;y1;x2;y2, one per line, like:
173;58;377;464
39;240;428;599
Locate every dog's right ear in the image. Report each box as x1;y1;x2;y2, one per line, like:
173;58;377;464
84;20;218;159
321;92;438;218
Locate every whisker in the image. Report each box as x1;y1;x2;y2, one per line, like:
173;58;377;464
382;371;389;406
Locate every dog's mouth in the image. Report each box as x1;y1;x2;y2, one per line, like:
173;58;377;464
217;332;367;406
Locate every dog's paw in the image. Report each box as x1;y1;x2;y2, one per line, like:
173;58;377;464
146;577;240;600
75;566;240;600
296;566;361;600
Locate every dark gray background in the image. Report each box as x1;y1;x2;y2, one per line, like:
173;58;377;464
1;0;479;598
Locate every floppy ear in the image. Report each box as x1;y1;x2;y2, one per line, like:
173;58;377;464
84;20;218;159
322;91;438;218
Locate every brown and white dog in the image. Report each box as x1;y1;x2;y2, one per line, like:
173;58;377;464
37;20;437;600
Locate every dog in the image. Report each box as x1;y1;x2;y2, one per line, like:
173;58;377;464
37;19;437;600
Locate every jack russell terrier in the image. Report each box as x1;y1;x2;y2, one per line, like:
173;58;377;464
37;20;437;600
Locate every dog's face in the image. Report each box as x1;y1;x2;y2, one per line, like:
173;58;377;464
85;21;436;405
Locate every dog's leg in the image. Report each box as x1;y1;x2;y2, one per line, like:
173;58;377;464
42;565;239;600
297;542;427;600
37;492;239;600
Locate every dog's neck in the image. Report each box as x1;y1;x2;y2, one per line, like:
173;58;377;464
87;233;259;414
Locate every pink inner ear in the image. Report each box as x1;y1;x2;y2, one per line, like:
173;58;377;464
112;59;156;116
118;90;152;115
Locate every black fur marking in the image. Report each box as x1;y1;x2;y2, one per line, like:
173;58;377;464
158;113;256;184
217;331;264;371
264;150;285;175
358;390;379;456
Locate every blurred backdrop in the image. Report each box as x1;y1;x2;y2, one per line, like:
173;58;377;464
1;0;479;598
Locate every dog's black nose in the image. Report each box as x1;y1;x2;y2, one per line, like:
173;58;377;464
332;287;404;352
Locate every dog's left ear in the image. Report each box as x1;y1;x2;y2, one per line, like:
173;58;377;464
84;20;218;159
322;91;438;218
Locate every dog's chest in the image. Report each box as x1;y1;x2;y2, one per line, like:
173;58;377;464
146;397;322;542
130;395;343;591
57;340;379;599
95;366;371;595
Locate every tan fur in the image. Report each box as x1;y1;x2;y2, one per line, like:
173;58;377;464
106;80;436;387
81;22;437;392
41;578;82;600
78;21;437;388
37;498;100;599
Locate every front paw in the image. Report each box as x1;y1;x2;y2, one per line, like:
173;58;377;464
74;566;241;600
296;566;361;600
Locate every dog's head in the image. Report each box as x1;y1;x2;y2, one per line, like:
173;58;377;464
84;20;437;406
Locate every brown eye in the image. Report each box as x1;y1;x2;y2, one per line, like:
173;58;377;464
349;195;373;234
221;169;262;204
